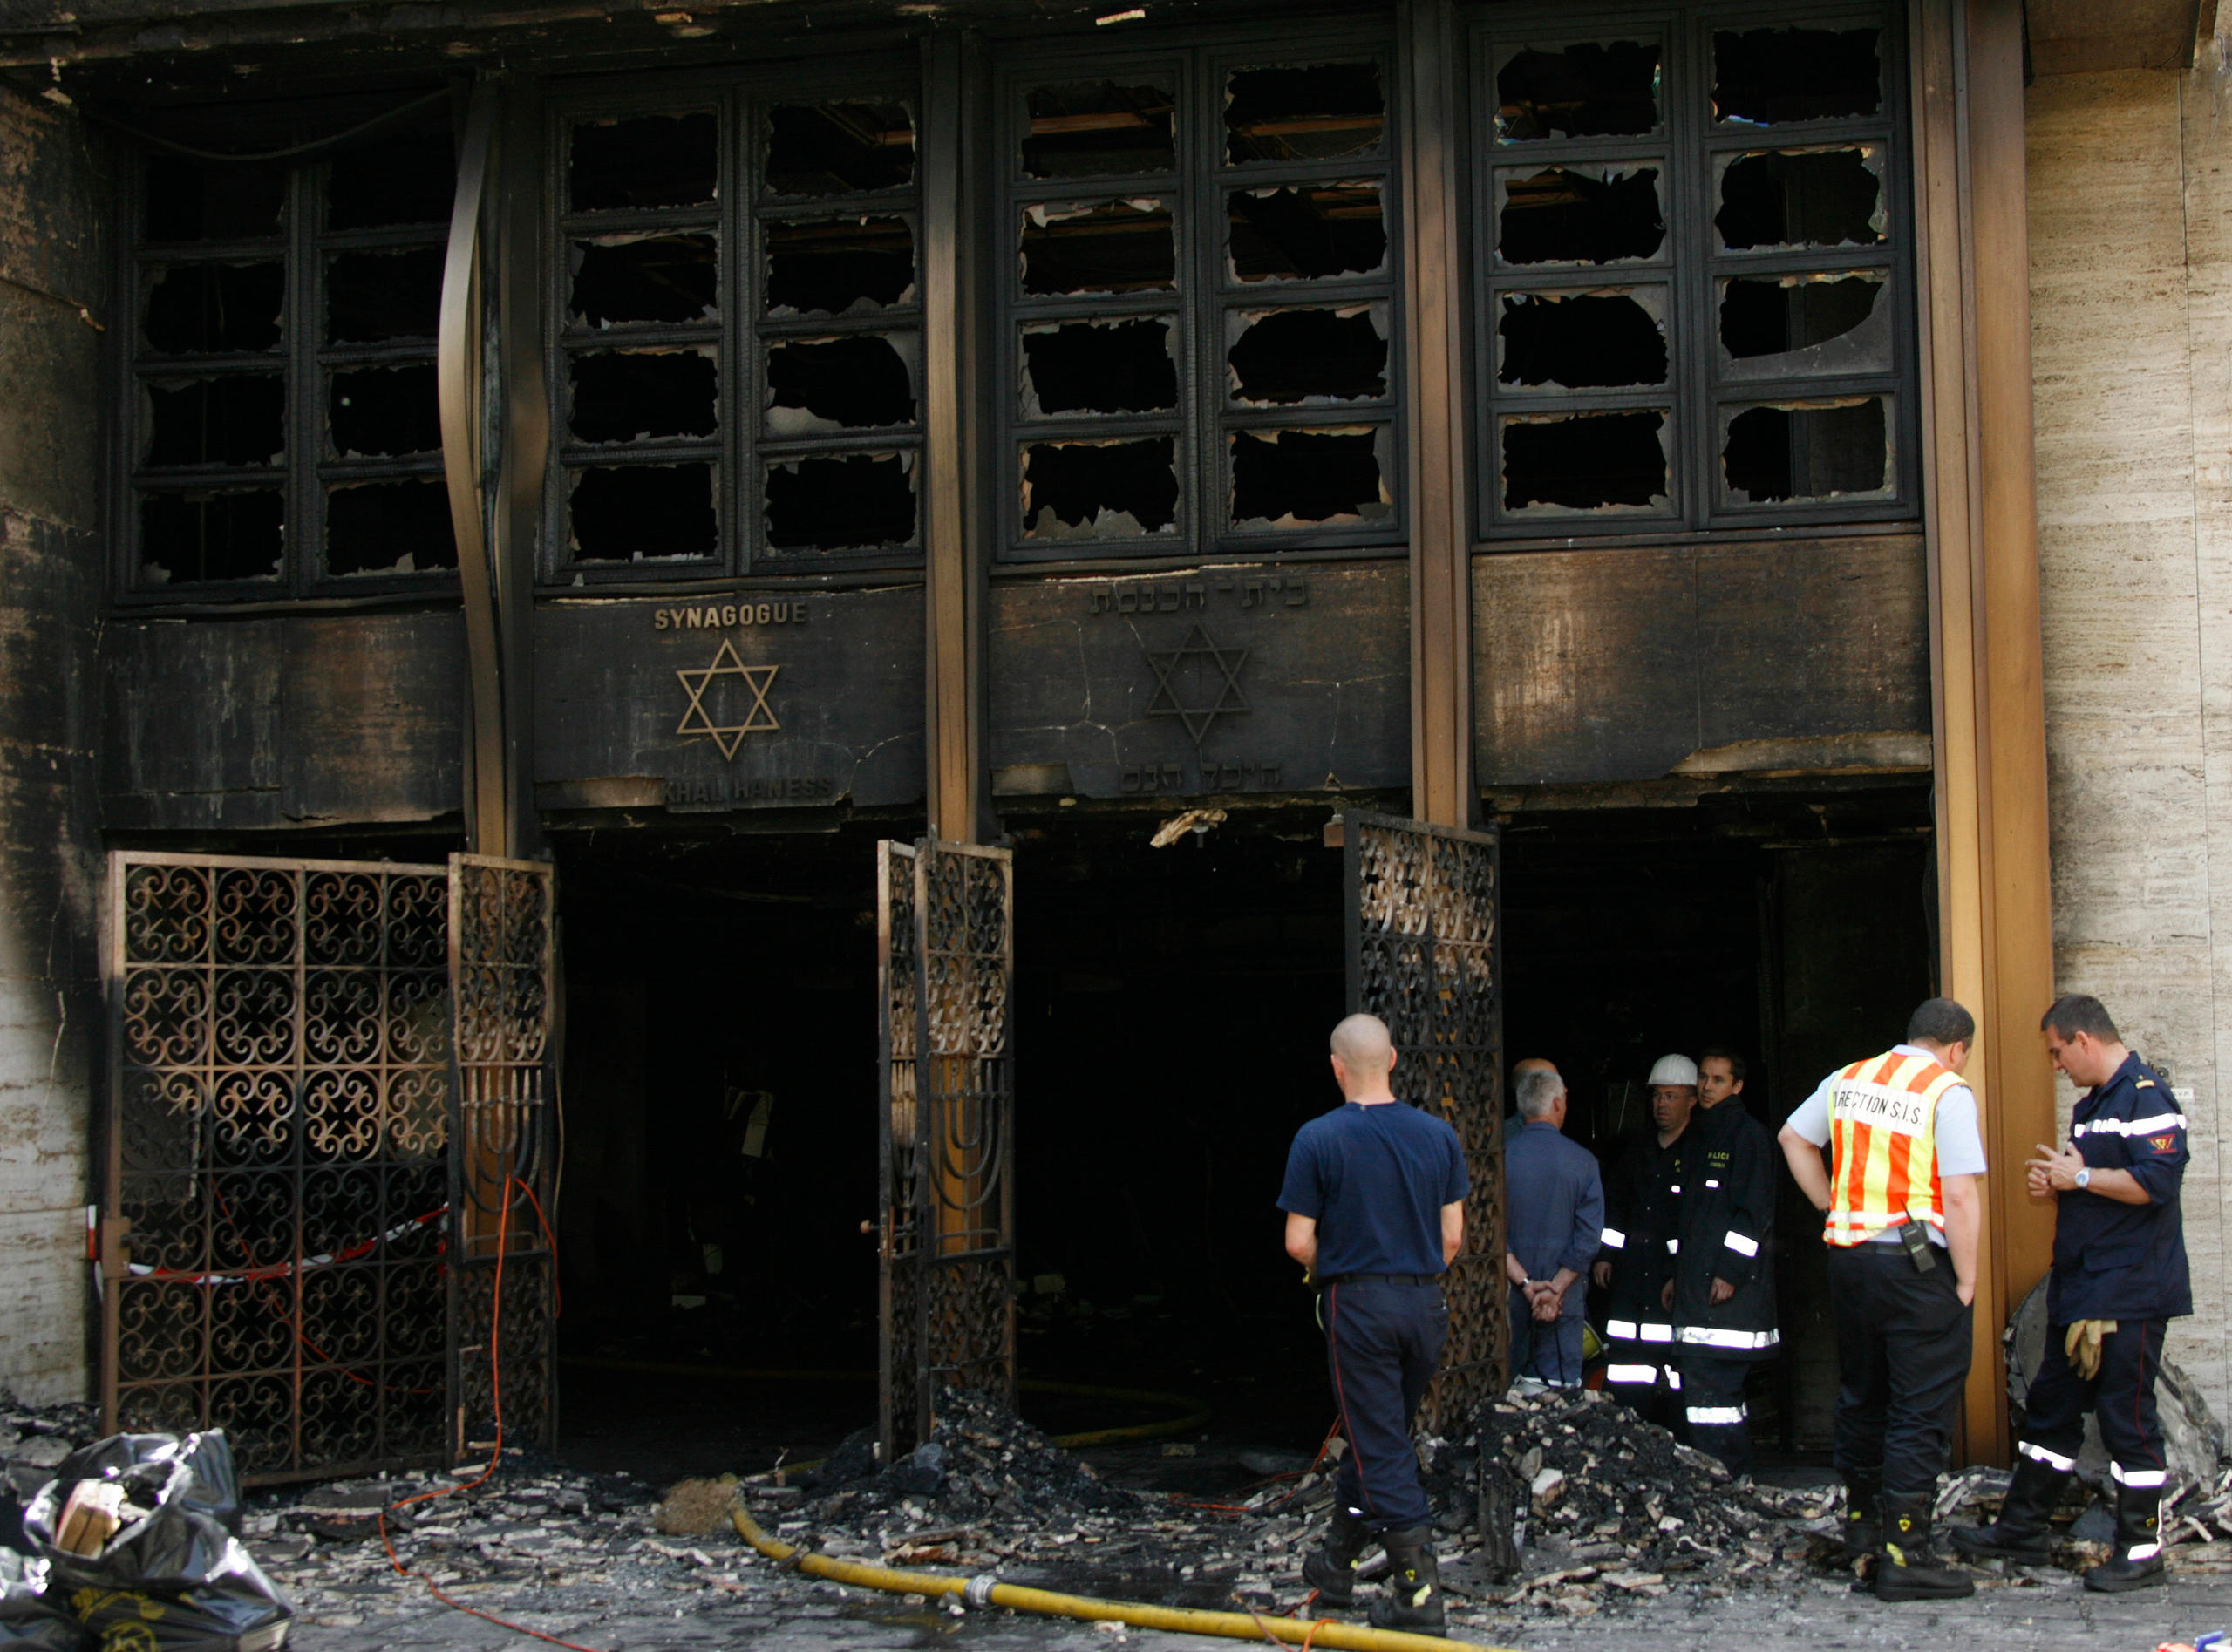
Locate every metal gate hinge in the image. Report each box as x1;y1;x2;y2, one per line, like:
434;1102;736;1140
98;1214;133;1281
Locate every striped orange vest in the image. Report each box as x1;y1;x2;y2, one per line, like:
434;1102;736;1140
1824;1049;1966;1247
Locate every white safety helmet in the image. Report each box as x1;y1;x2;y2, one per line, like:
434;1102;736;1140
1648;1053;1699;1088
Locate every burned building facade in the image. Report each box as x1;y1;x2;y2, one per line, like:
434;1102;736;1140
0;0;2202;1479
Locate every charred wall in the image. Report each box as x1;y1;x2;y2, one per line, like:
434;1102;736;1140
0;88;113;1403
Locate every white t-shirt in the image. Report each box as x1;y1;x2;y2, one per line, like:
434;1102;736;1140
1784;1044;1987;1245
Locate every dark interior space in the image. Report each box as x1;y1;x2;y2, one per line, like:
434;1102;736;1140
1501;408;1667;511
324;247;443;345
145;373;286;467
570;350;719;444
1229;426;1385;527
324;475;455;574
1228;183;1386;282
1499;290;1667;389
1494;39;1661;143
1723;396;1889;503
144;262;283;354
569;112;719;212
139;488;284;584
766;216;915;316
1498;165;1664;265
1022;200;1176;296
1024;80;1176;178
1719;272;1882;358
764;452;916;551
765;102;915;196
568;460;718;561
326;127;454;230
1023;436;1180;538
330;363;441;456
145;155;286;241
1716;146;1883;251
1228;307;1385;405
1025;317;1178;415
1711;24;1882;126
1223;63;1384;164
569;234;720;328
766;334;915;430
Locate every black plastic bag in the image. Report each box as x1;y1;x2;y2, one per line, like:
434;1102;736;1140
0;1550;90;1651
23;1435;289;1652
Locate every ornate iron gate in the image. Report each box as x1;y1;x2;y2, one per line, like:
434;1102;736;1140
876;839;1016;1458
101;851;556;1483
1341;813;1505;1432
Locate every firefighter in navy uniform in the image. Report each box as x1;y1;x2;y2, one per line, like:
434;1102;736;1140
1592;1057;1695;1415
1953;994;2191;1593
1671;1048;1779;1476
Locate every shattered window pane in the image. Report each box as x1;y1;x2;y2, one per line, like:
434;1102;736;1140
139;489;285;583
569;234;720;327
146;158;285;242
1022;318;1177;417
569;463;718;561
326;248;444;344
1228;184;1385;282
1024;81;1176;178
1714;26;1882;126
766;217;915;316
1022;437;1180;538
328;130;454;230
1501;409;1668;511
1498;165;1664;264
1719;272;1887;365
1228;307;1386;405
330;364;440;458
570;350;719;443
570;112;719;211
1224;63;1385;165
1498;290;1666;389
1495;40;1659;141
766;335;916;434
766;452;917;551
1230;426;1389;529
1021;200;1175;296
1722;397;1888;502
1716;147;1883;250
766;103;915;195
144;374;286;467
326;477;457;575
144;263;284;353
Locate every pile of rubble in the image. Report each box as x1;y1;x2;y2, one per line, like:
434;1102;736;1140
0;1395;99;1503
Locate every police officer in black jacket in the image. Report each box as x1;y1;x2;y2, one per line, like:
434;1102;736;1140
1954;995;2190;1592
1671;1048;1779;1477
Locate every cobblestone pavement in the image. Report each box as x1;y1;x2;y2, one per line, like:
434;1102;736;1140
289;1547;2232;1652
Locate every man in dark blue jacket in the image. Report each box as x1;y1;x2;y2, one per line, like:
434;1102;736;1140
1953;994;2190;1592
1503;1065;1605;1388
1279;1013;1468;1629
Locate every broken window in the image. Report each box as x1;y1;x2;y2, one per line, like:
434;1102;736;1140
145;158;285;242
144;263;284;354
1716;146;1884;250
766;335;915;434
765;452;916;552
1024;81;1176;177
326;478;457;576
569;463;719;561
144;375;286;468
1497;165;1664;264
1022;318;1177;417
569;112;719;211
1229;184;1385;282
766;103;915;195
1722;397;1890;503
326;248;444;343
766;217;915;316
1228;307;1386;405
1714;26;1882;126
1475;5;1909;536
138;490;285;585
570;350;719;444
1719;273;1888;371
1494;39;1660;142
330;364;441;457
569;235;721;328
1021;438;1180;539
1021;200;1175;296
1224;63;1385;165
1501;410;1669;513
1498;290;1666;389
328;131;454;231
1229;426;1390;530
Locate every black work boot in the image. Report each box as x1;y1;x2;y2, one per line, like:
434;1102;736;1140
2084;1483;2168;1593
1874;1493;1975;1601
1841;1470;1882;1566
1366;1525;1445;1631
1301;1508;1370;1608
1952;1454;2070;1563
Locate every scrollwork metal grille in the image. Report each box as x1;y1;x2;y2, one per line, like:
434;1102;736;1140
105;852;454;1482
1342;813;1505;1433
446;854;558;1461
877;840;1015;1458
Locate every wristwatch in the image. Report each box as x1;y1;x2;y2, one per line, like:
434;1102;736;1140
2075;1167;2092;1192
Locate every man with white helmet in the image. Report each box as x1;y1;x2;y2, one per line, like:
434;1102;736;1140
1594;1053;1696;1411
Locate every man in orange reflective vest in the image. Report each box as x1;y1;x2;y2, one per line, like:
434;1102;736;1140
1777;998;1987;1603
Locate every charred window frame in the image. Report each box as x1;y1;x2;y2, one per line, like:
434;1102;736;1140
996;28;1401;562
120;114;457;599
547;70;922;581
1474;3;1914;538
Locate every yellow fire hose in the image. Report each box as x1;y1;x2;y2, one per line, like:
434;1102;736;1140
731;1506;1516;1652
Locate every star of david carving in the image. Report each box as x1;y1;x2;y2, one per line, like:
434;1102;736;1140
674;641;780;760
1145;624;1250;749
